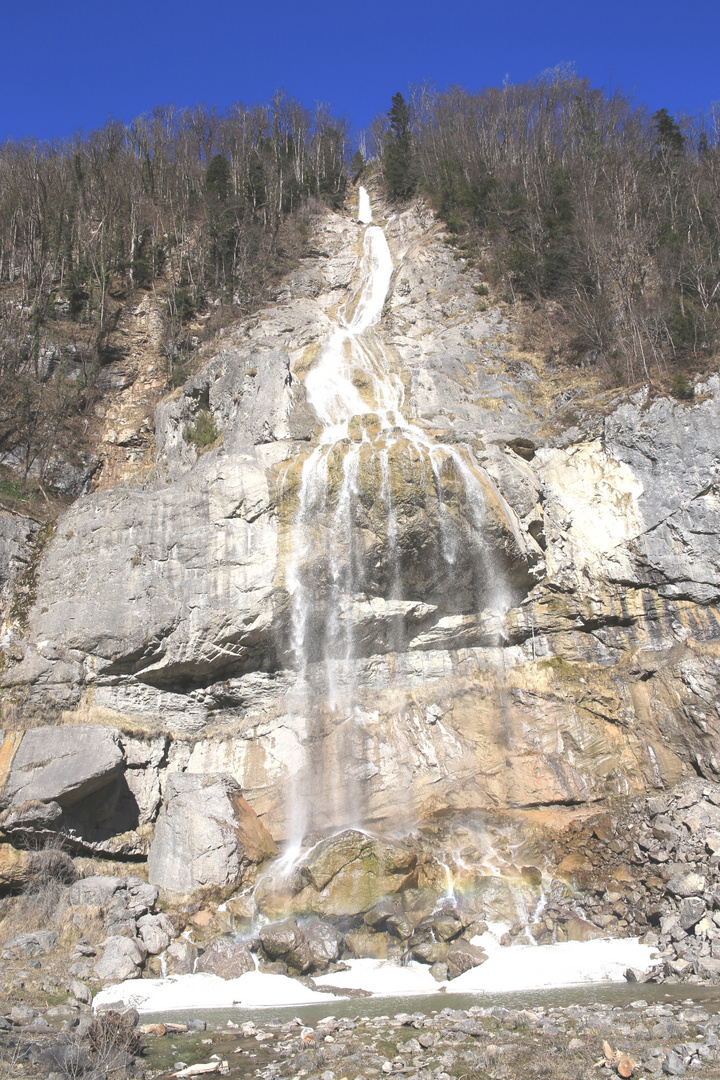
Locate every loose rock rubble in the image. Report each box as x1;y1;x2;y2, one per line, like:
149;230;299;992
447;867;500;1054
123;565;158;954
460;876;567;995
524;778;720;986
5;996;720;1079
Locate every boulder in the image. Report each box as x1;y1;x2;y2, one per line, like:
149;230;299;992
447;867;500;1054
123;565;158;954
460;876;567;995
364;897;401;928
563;915;609;942
411;941;448;964
195;937;254;978
344;928;400;960
666;873;706;898
662;1052;687;1076
259;918;313;973
166;938;197;975
94;935;147;981
69;980;93;1005
554;853;593;886
136;912;176;955
302;830;414;892
34;1044;93;1075
386;910;415;939
696;956;720;979
679;896;706;931
302;917;343;968
0;843;31;890
147;773;277;897
0;726;123;809
445;939;487;979
472;875;527;923
123;877;159;916
257;829;416;918
431;913;464;941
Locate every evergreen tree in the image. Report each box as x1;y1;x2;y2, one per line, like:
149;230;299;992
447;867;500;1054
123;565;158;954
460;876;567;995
384;92;416;200
653;108;684;155
351;149;365;183
205;153;231;200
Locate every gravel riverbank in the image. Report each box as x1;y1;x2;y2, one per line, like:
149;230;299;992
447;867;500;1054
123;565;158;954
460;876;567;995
5;994;720;1079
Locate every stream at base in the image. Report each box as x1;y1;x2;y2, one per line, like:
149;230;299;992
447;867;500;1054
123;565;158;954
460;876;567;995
140;981;720;1027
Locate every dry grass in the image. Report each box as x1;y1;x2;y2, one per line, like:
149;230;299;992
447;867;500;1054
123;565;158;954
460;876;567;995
59;699;163;736
0;843;78;944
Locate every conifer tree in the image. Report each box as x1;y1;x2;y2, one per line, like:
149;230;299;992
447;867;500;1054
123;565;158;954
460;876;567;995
653;108;685;155
383;92;416;200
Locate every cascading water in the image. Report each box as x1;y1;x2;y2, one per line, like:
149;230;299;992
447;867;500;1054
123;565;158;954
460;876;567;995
279;187;510;844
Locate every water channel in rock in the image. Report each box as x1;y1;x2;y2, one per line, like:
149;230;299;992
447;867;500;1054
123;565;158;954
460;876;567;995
277;188;510;848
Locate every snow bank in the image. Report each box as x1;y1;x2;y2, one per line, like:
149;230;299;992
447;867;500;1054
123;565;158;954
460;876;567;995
452;937;659;992
93;937;660;1014
314;939;659;997
315;958;438;995
93;969;336;1014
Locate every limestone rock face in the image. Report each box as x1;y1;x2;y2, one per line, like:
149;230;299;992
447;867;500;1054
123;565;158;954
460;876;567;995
0;727;164;858
3;188;720;863
0;726;123;809
0;511;39;620
147;773;277;897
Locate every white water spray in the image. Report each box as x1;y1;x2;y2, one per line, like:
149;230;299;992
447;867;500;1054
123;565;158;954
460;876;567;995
358;185;372;224
281;186;508;842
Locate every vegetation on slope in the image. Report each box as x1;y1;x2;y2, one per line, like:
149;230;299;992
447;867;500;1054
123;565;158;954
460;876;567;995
0;95;347;495
377;70;720;389
2;70;720;503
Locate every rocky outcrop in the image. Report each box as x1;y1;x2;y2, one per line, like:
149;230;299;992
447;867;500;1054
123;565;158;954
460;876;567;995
0;725;123;808
255;830;416;918
0;726;166;857
2;192;719;849
2;185;720;932
147;773;277;898
0;511;40;621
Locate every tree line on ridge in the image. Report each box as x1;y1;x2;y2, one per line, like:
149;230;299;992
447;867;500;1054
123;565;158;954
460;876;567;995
1;71;719;499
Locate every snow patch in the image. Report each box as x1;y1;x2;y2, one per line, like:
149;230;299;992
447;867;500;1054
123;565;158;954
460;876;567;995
93;969;336;1013
93;937;660;1014
452;937;660;993
315;958;439;995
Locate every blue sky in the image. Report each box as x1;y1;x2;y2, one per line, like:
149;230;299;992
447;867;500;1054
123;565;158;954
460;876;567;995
2;0;718;142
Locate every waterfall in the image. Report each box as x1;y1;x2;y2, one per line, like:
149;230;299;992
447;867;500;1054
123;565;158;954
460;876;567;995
358;186;372;224
279;186;509;843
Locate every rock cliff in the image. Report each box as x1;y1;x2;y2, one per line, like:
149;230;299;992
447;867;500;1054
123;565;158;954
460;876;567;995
1;182;720;892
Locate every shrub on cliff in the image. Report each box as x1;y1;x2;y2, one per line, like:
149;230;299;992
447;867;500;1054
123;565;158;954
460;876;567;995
182;410;220;448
